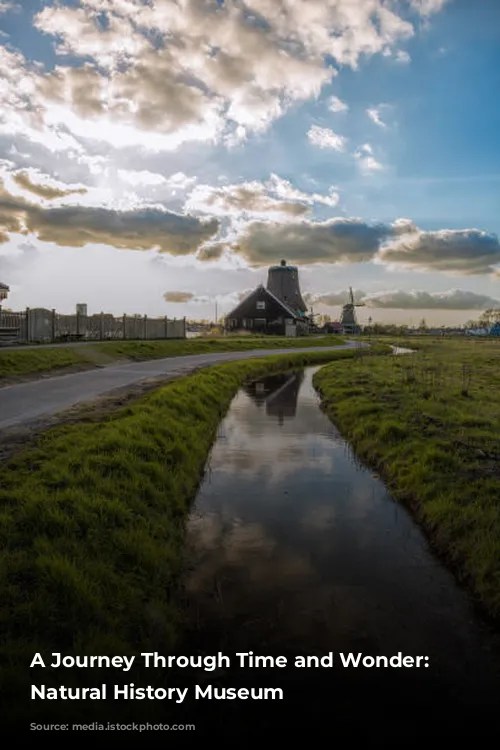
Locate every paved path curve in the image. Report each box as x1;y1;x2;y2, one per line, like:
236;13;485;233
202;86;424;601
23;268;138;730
0;342;364;430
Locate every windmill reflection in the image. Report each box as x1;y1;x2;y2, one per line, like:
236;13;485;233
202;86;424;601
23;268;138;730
243;371;304;423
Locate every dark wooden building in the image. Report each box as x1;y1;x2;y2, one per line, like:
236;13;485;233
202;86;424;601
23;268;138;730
225;284;308;336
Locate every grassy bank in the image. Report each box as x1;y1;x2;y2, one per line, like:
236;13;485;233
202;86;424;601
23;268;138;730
1;346;388;693
0;335;345;379
313;338;500;618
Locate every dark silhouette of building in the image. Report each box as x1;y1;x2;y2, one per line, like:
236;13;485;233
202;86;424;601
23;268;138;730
225;260;309;336
243;371;303;423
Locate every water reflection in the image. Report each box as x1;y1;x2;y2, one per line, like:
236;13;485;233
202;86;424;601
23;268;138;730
182;366;500;729
243;371;304;423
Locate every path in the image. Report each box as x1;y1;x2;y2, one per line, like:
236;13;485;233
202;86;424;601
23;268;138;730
0;343;363;430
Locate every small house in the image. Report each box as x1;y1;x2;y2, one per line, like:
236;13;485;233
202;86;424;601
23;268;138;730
225;284;308;336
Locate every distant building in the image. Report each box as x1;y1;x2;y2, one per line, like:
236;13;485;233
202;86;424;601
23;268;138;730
323;321;344;334
225;260;310;336
490;322;500;337
0;282;9;303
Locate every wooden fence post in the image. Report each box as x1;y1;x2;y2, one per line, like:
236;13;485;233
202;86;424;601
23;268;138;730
144;314;147;340
165;315;168;339
123;314;127;340
183;316;186;339
25;307;30;343
51;309;56;341
100;312;104;340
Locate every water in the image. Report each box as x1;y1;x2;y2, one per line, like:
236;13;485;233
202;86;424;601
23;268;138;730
179;366;500;733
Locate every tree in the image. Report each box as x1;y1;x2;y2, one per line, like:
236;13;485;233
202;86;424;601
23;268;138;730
479;308;500;327
419;318;427;330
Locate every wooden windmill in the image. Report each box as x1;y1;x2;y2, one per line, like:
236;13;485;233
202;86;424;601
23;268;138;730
340;287;364;334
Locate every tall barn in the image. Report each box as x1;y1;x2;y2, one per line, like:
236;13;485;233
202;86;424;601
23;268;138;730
225;260;309;336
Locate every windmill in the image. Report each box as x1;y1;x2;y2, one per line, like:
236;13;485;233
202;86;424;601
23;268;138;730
340;287;364;334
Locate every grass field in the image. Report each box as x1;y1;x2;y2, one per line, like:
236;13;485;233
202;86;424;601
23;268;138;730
314;337;500;619
0;335;345;379
2;344;388;720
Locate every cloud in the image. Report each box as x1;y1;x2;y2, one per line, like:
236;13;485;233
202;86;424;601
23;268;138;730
307;125;347;151
328;96;348;113
210;216;500;276
228;217;391;266
367;107;387;128
307;288;500;310
0;1;20;14
354;143;383;171
185;174;339;219
362;289;500;310
379;228;500;275
12;170;88;200
7;0;434;151
305;289;365;306
186;182;309;219
163;291;195;303
0;181;219;254
394;49;411;64
117;170;168;188
409;0;450;17
196;243;226;262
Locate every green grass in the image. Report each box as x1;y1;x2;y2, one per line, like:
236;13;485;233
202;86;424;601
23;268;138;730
313;338;500;618
2;345;384;720
0;335;345;379
0;347;90;377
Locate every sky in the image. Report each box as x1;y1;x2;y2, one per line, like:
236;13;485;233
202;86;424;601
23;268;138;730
0;0;499;326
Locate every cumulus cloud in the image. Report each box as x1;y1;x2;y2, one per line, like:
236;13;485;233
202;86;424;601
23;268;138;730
0;0;436;151
186;182;309;219
0;2;20;14
409;0;450;17
305;289;366;306
117;170;168;188
185;174;339;220
307;288;500;310
228;217;391;266
394;49;411;63
379;228;500;275
328;96;348;113
354;143;383;171
196;243;226;262
206;215;500;276
307;125;347;151
163;291;195;303
362;289;500;309
367;107;387;128
0;181;219;254
12;170;88;200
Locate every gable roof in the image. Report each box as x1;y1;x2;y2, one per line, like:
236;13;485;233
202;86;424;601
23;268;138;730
227;284;302;320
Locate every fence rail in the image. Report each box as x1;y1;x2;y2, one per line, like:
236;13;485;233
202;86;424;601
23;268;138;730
0;307;186;344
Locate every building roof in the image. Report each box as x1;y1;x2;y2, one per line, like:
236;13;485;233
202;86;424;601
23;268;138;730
227;284;302;320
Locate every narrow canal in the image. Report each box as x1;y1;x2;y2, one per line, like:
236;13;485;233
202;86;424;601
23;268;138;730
179;365;500;733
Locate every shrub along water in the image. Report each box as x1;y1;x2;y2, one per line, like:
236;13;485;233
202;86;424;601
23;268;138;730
313;338;500;620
